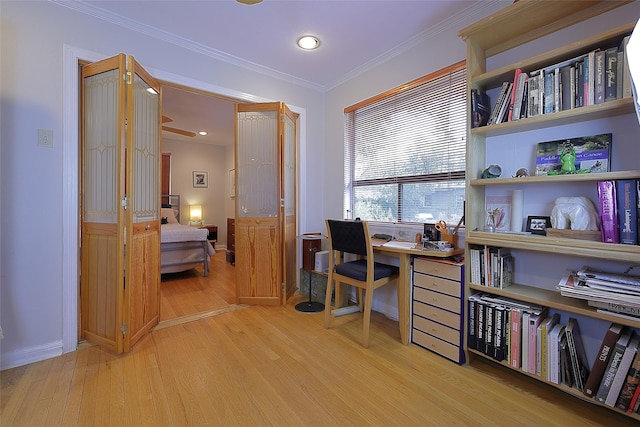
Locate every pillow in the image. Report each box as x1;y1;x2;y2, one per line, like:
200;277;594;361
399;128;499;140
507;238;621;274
160;208;179;224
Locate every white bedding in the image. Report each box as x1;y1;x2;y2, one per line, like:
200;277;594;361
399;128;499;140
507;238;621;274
160;223;215;275
161;223;209;243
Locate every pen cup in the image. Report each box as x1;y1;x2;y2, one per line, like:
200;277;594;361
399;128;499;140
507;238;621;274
441;233;458;249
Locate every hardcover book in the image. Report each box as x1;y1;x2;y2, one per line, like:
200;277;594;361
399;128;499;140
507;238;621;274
615;180;638;245
595;328;633;403
534;133;611;176
566;317;590;392
604;46;618;102
584;323;624;398
471;89;490;128
598;180;620;243
617;349;640;411
606;335;639;407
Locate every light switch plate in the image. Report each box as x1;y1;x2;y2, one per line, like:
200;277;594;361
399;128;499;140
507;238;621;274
38;129;53;148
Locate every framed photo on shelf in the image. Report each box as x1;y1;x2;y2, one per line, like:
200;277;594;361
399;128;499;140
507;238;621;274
192;170;208;188
525;216;552;235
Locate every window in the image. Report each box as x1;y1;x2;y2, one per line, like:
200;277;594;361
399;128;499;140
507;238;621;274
344;61;466;225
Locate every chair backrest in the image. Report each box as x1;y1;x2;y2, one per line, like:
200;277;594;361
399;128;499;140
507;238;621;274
325;219;370;256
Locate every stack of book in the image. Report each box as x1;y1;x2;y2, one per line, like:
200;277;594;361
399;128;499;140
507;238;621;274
557;267;640;320
471;35;633;128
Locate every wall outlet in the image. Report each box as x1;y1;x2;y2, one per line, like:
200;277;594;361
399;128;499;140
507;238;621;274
38;129;53;148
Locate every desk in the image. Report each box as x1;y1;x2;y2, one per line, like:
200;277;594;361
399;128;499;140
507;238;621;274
371;239;464;345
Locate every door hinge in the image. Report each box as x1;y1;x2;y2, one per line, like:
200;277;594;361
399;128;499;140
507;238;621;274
282;282;285;292
121;196;129;210
120;322;129;335
125;71;132;85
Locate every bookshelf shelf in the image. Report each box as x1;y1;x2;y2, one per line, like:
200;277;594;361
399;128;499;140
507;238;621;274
470;170;640;186
469;97;635;138
460;0;640;420
466;231;640;263
469;284;640;330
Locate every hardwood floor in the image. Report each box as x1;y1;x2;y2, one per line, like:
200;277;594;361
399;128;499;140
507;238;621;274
2;284;637;426
160;250;236;321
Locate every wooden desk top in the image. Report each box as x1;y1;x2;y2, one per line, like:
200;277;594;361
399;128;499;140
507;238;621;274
371;238;464;258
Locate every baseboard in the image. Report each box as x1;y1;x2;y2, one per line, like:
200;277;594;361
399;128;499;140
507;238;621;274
1;340;63;371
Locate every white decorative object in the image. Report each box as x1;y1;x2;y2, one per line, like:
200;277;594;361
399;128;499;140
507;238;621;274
511;190;523;232
550;196;600;231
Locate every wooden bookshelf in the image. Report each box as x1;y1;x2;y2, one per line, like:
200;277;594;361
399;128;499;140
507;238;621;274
459;0;640;420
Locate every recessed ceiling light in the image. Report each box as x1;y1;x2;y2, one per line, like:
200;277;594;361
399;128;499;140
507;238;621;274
297;35;320;50
198;131;208;136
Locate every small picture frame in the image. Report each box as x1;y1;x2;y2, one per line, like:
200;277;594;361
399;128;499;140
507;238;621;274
525;215;552;235
192;170;208;188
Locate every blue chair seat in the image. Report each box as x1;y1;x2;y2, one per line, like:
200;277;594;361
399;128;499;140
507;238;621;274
335;259;399;282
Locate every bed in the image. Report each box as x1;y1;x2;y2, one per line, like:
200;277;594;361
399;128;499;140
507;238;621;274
161;195;215;276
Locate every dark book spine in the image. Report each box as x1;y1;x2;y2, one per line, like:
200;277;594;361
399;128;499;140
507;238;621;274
576;60;585;107
605;46;618;101
595;340;627;402
476;301;485;352
594;50;606;104
468;296;477;349
584;324;623;397
616;180;638;244
493;306;506;361
485;304;495;356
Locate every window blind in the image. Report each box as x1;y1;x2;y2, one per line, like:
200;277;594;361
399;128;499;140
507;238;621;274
344;62;466;224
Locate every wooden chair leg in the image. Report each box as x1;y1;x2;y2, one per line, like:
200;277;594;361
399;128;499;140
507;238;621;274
362;286;374;348
324;273;334;329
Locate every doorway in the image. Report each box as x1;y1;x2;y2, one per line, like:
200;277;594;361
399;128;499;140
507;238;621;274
62;44;307;353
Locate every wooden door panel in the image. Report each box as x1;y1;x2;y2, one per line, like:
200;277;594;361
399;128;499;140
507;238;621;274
81;54;126;353
236;217;280;305
127;222;161;346
81;223;121;349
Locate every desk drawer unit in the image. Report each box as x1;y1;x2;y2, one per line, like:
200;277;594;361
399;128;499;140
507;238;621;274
412;257;464;364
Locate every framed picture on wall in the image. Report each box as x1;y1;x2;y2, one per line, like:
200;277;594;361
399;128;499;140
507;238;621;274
193;170;208;188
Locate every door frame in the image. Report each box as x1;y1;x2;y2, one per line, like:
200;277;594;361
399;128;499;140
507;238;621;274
61;44;308;353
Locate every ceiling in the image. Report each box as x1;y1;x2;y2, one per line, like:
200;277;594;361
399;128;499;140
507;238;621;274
65;0;493;146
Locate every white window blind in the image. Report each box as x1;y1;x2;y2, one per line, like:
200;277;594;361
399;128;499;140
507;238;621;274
344;62;466;224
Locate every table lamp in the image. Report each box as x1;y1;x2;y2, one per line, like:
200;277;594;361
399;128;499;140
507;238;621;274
189;204;204;227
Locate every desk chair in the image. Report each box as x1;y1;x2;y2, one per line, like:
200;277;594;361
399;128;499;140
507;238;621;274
324;219;399;348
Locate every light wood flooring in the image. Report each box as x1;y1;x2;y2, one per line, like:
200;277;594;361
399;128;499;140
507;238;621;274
160;251;236;322
2;252;637;426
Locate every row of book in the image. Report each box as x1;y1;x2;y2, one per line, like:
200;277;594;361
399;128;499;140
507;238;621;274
468;292;640;413
558;267;640;318
597;180;640;245
471;35;632;128
468;245;513;288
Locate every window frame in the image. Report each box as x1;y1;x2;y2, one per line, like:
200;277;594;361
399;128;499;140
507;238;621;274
343;60;467;224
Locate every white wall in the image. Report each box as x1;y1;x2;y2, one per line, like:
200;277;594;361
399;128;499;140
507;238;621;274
162;139;231;247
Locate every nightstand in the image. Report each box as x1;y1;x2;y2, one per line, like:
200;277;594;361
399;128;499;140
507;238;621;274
200;224;217;247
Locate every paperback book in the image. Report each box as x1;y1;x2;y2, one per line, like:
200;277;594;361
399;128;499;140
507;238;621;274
534;133;611;176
